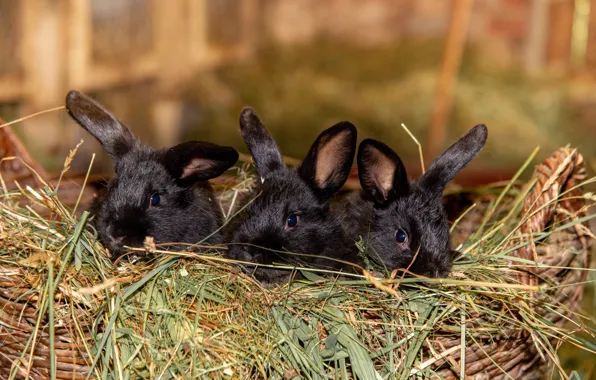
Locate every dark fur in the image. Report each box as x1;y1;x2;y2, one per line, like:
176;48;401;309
66;90;239;258
350;125;488;278
227;108;362;283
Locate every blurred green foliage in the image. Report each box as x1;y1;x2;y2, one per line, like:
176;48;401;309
183;41;595;176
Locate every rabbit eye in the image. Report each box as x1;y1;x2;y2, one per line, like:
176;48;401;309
150;193;160;207
286;214;299;229
395;229;408;244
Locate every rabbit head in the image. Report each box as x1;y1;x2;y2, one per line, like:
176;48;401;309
357;125;488;278
228;108;360;283
65;90;238;258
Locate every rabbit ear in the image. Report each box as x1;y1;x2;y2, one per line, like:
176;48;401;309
239;108;285;176
419;124;488;195
298;121;357;199
165;141;239;182
65;90;137;159
357;139;409;205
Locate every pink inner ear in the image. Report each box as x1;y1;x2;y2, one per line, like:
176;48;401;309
314;130;351;188
181;158;211;179
372;155;395;199
362;146;396;201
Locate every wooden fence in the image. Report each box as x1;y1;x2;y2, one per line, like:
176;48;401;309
541;0;596;73
0;0;257;167
1;0;596;170
428;0;596;158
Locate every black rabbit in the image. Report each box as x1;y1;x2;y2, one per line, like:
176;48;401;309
349;125;488;278
65;90;239;259
227;108;363;283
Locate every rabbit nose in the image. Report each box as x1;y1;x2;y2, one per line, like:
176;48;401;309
250;237;282;253
108;221;145;251
250;230;283;248
108;238;125;256
106;222;126;238
229;244;253;262
247;243;284;265
110;235;125;245
106;225;126;248
110;223;128;241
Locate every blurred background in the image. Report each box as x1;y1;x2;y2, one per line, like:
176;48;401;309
0;0;595;376
1;0;595;178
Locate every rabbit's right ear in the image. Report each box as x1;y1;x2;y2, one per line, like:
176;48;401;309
419;124;487;196
165;141;239;183
298;121;357;199
357;139;409;206
65;90;136;159
239;108;285;177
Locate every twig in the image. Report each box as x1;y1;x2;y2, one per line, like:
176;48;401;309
0;106;66;129
401;122;426;174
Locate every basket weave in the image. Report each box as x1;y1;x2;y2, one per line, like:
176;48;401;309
0;146;592;379
437;146;591;379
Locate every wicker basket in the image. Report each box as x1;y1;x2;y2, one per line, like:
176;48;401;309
0;146;592;379
436;146;591;379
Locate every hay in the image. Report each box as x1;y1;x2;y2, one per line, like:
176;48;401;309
0;145;594;380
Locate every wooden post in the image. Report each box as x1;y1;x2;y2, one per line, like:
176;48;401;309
426;0;474;159
153;0;189;77
524;0;550;73
188;0;209;67
240;0;258;60
0;2;25;102
64;0;94;162
151;0;191;148
19;0;67;170
65;0;91;91
588;0;596;69
546;0;575;72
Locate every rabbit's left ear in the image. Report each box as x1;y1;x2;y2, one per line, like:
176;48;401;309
298;121;357;199
165;141;239;183
239;108;286;177
357;139;408;206
419;124;487;195
65;90;137;160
